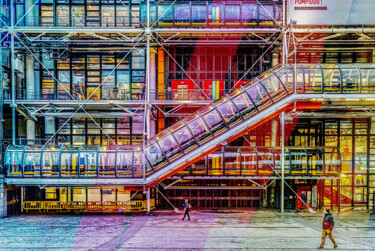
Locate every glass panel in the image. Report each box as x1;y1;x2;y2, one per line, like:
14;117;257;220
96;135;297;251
133;150;146;175
102;6;115;27
224;150;240;175
217;101;235;120
117;71;130;100
202;108;221;129
73;71;85;100
341;64;360;93
42;147;60;177
209;3;223;23
241;3;257;22
61;150;78;177
234;93;255;118
225;4;240;22
261;74;286;102
301;65;323;93
258;152;274;175
72;6;84;27
173;125;195;152
158;4;174;23
323;65;341;93
24;148;41;176
116;6;130;27
187;116;210;142
41;5;54;26
276;67;294;93
117;148;133;176
259;4;274;21
98;146;116;176
5;147;25;176
56;5;69;26
208;152;223;175
247;84;271;109
57;70;71;100
144;142;165;168
158;133;181;159
241;151;257;175
355;136;367;174
86;4;100;27
175;3;190;23
80;150;97;176
202;109;224;135
191;4;206;23
102;71;115;100
360;66;375;93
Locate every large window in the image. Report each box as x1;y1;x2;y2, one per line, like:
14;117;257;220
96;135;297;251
34;53;134;101
166;47;263;91
55;118;137;145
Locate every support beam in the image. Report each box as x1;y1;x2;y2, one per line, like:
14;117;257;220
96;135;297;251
45;116;56;143
26;119;36;145
150;49;157;137
280;112;285;213
146;188;151;213
271;119;278;147
0;183;7;218
11;3;16;145
26;54;35;100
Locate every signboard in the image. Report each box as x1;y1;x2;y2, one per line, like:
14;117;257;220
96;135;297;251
290;0;375;25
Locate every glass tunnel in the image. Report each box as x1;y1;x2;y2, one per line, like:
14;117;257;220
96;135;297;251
4;145;341;178
5;63;375;178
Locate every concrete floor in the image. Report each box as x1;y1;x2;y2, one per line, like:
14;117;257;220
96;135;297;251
0;209;374;250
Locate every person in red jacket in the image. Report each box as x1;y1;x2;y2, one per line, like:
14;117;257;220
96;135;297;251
318;208;338;249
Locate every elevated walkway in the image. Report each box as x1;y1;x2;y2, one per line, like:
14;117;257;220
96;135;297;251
5;64;374;188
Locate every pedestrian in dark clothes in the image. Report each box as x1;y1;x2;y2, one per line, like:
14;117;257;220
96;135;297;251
181;199;191;221
318;208;338;249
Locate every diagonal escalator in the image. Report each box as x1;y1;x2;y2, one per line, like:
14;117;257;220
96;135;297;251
5;64;374;188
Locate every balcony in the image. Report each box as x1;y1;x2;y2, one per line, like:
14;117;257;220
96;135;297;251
3;88;234;105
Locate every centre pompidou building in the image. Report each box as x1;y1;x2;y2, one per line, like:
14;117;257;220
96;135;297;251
0;0;374;216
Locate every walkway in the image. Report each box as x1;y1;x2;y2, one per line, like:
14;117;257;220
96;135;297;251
0;209;374;250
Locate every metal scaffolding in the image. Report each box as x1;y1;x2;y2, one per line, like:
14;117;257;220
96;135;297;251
3;0;374;212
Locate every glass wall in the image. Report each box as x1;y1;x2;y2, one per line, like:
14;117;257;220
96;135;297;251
15;0;134;27
166;46;264;91
52;117;139;145
28;52;139;101
13;1;282;28
291;118;370;208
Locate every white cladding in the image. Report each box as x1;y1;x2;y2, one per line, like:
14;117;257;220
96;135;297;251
290;0;375;25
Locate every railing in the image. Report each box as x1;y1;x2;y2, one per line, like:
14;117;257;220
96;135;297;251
5;63;374;181
4;88;146;101
4;88;237;102
22;199;156;213
178;146;341;177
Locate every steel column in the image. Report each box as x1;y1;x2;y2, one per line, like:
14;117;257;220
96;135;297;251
147;188;151;212
11;0;16;145
145;0;151;140
281;111;285;213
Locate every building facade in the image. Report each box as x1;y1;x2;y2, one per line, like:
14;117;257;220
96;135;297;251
1;0;375;216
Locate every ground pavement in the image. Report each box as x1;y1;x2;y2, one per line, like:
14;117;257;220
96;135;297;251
0;209;374;250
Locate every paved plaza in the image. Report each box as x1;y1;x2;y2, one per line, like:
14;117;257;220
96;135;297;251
0;209;375;250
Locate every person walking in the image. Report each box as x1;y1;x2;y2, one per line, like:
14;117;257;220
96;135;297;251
181;199;191;221
318;208;338;249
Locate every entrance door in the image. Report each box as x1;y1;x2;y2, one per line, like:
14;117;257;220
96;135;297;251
297;185;317;209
